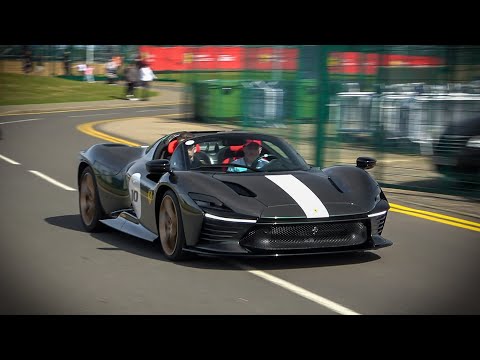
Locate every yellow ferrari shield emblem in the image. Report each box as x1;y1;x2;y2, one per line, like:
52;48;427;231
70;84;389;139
147;190;154;204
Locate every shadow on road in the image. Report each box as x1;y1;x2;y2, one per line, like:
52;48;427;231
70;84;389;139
45;214;85;232
45;214;382;271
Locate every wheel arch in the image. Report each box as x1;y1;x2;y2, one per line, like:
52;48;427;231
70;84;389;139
155;184;175;230
154;183;204;247
78;161;91;189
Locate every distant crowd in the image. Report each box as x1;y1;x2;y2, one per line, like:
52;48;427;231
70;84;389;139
20;47;157;102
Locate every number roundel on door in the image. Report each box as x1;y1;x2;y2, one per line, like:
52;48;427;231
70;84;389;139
129;172;142;218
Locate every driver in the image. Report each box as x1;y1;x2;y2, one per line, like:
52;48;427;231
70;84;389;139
227;140;269;172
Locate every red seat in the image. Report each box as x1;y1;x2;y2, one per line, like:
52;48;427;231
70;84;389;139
167;139;179;154
167;139;200;155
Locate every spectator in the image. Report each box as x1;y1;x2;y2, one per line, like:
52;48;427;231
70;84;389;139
77;63;86;77
139;63;156;101
124;62;140;100
105;58;118;85
63;50;71;76
22;47;33;74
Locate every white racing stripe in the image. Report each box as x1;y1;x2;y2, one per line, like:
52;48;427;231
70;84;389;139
265;174;329;218
0;154;21;165
29;170;77;191
230;260;360;315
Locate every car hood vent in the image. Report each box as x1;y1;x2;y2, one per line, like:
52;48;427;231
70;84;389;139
221;181;257;197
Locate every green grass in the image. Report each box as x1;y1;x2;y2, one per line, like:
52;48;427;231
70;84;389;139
0;73;158;106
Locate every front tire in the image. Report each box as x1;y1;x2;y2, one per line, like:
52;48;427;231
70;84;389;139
158;190;189;261
79;166;106;232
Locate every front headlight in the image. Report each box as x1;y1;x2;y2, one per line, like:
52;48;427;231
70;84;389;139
466;136;480;148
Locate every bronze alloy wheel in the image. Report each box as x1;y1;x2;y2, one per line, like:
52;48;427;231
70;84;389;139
80;171;96;226
159;194;178;256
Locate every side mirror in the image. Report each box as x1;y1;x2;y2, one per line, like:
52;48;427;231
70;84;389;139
356;156;376;170
146;159;171;174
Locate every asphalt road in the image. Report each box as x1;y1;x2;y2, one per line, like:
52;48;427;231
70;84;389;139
1;104;479;315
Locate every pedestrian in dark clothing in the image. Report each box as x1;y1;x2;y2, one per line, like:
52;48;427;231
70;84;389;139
124;63;140;100
22;47;33;74
63;50;71;76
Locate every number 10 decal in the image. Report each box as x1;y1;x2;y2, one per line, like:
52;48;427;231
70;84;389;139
129;173;142;218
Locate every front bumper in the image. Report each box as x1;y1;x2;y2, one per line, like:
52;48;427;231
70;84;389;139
187;213;391;257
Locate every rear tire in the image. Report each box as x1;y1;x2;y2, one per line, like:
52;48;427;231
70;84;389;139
158;190;189;261
79;166;106;232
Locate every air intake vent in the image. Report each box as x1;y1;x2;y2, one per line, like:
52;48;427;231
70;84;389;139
222;181;256;197
241;221;368;251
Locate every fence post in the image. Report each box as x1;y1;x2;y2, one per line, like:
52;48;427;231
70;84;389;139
314;45;330;168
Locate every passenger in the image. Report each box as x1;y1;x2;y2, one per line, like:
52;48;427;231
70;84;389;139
185;140;203;168
171;132;202;168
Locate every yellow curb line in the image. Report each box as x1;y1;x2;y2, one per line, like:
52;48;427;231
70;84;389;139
390;203;480;228
389;208;480;232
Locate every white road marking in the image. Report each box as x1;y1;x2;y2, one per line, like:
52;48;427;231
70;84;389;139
0;118;42;125
136;109;159;112
69;113;120;118
0;154;21;165
230;260;360;315
28;170;77;191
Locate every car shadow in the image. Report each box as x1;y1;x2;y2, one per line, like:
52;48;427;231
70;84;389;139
46;215;381;271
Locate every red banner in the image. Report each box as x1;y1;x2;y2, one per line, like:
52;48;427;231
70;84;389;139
138;46;297;71
139;46;443;74
329;52;443;74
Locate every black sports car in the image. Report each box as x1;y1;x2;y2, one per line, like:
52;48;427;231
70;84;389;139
78;130;391;261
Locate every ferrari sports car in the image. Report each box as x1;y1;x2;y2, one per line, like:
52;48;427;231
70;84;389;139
78;130;391;261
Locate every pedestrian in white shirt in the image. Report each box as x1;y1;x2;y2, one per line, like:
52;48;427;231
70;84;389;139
139;64;156;101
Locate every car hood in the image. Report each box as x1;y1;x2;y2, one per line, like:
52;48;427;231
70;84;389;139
213;171;377;218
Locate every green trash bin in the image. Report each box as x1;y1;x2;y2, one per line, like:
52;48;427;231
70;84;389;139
295;79;317;120
192;81;210;122
204;79;243;122
193;80;243;123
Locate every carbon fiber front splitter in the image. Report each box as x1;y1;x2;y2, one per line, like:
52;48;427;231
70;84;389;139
184;235;392;258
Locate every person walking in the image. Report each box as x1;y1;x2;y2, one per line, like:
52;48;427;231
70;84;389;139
124;63;140;100
139;63;156;101
63;50;71;76
105;58;118;85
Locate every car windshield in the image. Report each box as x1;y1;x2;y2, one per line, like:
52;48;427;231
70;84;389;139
178;134;310;173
